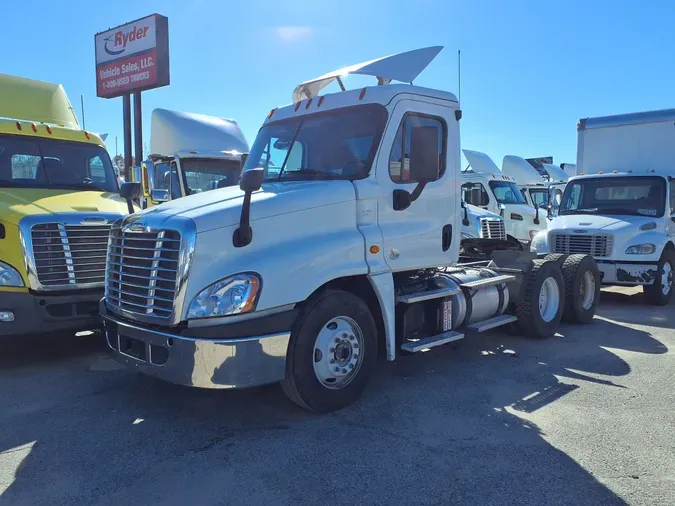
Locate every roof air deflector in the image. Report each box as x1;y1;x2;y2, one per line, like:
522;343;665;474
292;46;443;103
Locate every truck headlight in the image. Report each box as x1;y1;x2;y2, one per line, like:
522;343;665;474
187;273;261;319
461;232;474;239
530;231;549;253
0;261;24;287
625;244;655;255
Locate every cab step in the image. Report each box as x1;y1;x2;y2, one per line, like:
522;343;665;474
466;314;518;332
459;274;515;290
400;331;465;353
396;286;461;304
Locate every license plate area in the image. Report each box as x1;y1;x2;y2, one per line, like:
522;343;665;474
120;335;147;362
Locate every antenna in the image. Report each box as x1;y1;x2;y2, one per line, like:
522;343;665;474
80;95;86;130
457;49;461;103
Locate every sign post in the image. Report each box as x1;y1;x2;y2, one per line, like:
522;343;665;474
95;14;169;178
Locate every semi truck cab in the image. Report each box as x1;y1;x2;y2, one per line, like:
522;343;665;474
101;47;599;412
0;73;131;338
139;108;249;208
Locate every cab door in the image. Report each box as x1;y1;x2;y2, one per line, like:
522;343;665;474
375;99;459;271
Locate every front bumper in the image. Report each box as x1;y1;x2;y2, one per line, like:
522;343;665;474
0;289;103;337
597;261;658;285
101;303;293;389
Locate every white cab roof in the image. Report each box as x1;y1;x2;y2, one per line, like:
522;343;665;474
463;149;501;175
150;108;249;157
541;163;569;182
502;155;544;184
292;46;444;103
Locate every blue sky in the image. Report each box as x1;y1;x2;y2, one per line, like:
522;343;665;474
3;0;675;168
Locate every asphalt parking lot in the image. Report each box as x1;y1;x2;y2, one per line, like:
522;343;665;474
1;287;673;505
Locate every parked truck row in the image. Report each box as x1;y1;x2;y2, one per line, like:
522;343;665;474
3;46;673;413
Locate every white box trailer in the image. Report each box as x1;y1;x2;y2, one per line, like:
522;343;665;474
532;109;675;305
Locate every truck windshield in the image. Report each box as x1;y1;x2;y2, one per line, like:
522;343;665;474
244;104;387;181
559;176;666;217
0;134;118;192
181;157;240;194
488;181;526;204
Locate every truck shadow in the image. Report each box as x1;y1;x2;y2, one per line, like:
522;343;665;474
598;288;675;329
0;307;664;505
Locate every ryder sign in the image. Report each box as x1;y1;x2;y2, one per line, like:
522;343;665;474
95;14;169;98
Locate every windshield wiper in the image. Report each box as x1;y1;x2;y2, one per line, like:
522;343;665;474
50;183;109;192
559;208;599;215
280;169;334;179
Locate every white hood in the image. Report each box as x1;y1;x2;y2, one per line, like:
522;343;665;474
549;213;661;233
138;180;356;233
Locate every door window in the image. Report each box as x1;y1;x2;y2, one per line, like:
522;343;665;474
389;114;446;183
461;182;490;206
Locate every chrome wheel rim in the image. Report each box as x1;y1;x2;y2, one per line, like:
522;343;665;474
661;262;673;296
313;316;364;389
539;277;560;323
581;270;596;310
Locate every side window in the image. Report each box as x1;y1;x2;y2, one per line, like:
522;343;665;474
389;114;446;183
670;181;675;214
461;182;489;207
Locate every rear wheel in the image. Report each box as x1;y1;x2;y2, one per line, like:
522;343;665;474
643;248;675;306
513;259;564;339
561;254;601;324
281;290;377;412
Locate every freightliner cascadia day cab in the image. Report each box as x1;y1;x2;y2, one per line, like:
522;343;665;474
461;149;547;249
0;73;136;337
502;155;568;218
532;108;675;305
138;108;249;208
101;47;600;412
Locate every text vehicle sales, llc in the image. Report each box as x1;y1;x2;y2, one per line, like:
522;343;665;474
94;14;169;99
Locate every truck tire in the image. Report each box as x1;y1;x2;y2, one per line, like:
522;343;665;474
643;248;675;306
561;254;600;324
544;253;567;264
513;259;564;339
281;290;377;412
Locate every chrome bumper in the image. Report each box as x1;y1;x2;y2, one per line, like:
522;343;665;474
102;312;291;389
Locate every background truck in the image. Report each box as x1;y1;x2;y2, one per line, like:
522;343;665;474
100;47;600;412
138;108;249;208
461;149;547;248
502;155;568;217
0;73;132;338
531;108;675;305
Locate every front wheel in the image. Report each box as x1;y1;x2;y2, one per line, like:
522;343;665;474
643;248;675;306
281;290;377;412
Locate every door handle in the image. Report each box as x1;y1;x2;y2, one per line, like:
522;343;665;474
442;224;452;251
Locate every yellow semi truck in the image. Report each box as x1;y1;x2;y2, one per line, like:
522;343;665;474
0;73;132;337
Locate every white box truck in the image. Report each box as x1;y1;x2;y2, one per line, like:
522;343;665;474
102;47;600;412
531;108;675;305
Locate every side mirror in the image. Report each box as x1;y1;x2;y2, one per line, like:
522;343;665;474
119;182;142;214
498;203;506;216
151;188;170;203
408;126;440;183
239;168;264;193
234;168;265;248
240;153;249;171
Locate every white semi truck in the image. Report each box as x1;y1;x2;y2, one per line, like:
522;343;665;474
102;47;600;412
502;155;568;218
532;108;675;305
461;149;547;248
138;108;249;208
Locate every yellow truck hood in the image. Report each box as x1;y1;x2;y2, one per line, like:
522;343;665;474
0;189;129;225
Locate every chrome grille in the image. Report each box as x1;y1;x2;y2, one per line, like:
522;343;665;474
480;218;506;240
30;223;111;288
105;226;181;320
550;234;613;257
